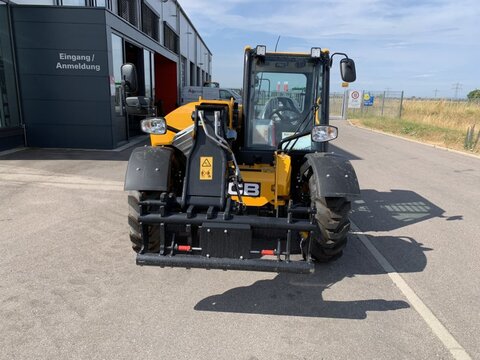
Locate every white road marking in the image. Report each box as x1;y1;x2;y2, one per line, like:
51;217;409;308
351;222;472;360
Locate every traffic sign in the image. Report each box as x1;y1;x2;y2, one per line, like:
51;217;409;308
348;90;362;108
363;92;374;106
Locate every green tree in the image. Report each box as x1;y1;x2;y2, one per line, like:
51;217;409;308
467;89;480;100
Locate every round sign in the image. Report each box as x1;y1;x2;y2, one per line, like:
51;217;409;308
363;93;370;101
351;91;360;99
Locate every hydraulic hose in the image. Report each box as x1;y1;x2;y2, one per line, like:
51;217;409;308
198;111;244;205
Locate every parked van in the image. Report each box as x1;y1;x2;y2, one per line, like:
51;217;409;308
181;86;242;105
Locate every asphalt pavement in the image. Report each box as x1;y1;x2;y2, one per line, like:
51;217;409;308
1;122;479;360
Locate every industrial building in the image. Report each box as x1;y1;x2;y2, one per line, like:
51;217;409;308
0;0;211;150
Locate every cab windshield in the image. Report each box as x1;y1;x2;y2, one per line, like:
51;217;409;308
247;55;321;150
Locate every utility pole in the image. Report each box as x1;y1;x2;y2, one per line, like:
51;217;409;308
452;83;462;99
433;89;439;98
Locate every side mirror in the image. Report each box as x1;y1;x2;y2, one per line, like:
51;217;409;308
121;63;138;94
340;58;356;83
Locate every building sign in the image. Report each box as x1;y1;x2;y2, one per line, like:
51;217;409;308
348;90;362;108
56;52;101;72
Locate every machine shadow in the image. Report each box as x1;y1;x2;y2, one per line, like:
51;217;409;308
328;143;363;161
0;137;148;162
194;235;431;318
350;189;462;232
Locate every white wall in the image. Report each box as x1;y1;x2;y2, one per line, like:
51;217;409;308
162;0;177;30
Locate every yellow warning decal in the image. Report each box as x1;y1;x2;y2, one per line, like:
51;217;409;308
200;156;213;180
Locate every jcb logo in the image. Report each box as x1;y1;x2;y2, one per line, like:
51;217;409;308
228;182;260;197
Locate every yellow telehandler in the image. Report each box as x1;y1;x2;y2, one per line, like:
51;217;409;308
123;45;359;273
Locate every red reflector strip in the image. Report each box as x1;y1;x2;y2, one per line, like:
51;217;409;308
261;249;275;256
177;245;191;252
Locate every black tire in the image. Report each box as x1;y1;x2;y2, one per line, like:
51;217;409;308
128;191;160;253
308;176;351;262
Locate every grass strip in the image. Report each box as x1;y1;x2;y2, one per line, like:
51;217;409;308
350;116;478;155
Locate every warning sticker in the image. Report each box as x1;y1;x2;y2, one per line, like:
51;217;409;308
200;156;213;180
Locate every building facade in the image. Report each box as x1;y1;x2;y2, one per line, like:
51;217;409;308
0;0;211;150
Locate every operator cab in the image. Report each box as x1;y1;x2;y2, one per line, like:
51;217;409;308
239;45;355;165
247;54;319;152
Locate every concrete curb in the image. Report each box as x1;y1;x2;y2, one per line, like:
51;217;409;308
0;147;26;157
0;136;148;157
346;119;480;160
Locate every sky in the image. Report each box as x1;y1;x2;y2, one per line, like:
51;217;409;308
180;0;480;99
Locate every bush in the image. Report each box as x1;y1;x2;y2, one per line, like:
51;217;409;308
467;89;480;100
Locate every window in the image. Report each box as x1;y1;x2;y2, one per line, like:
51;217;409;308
143;49;152;100
84;0;110;8
118;0;137;26
94;0;109;7
150;52;155;102
163;22;179;54
219;90;232;100
189;61;195;86
0;3;20;129
111;34;124;115
181;56;186;87
141;2;159;41
62;0;86;6
247;56;320;151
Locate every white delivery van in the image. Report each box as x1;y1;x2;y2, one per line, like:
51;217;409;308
181;86;242;105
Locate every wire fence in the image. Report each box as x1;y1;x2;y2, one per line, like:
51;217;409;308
329;90;405;119
329;92;345;118
357;91;404;118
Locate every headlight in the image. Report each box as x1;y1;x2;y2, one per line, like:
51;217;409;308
311;125;338;142
141;117;167;135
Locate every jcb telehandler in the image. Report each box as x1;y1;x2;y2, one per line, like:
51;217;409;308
123;45;359;274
